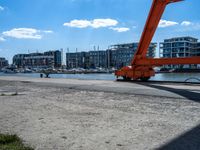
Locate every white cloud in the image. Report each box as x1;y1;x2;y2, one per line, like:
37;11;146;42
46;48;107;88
177;22;200;32
0;37;6;42
63;19;91;28
110;27;130;32
3;28;42;39
43;30;53;33
181;21;192;26
63;18;118;29
91;19;118;28
0;6;4;11
158;19;178;28
158;20;200;32
2;28;53;40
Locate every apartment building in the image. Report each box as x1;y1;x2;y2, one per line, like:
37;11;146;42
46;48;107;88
66;50;108;69
159;36;200;68
66;42;156;69
0;57;8;68
109;43;156;68
88;51;108;68
13;50;62;68
66;52;87;69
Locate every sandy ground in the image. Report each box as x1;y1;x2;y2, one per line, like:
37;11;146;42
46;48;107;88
0;76;200;150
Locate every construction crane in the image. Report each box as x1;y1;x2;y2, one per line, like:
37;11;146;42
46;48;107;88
115;0;200;81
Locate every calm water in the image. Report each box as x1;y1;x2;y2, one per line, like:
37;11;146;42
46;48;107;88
0;72;200;82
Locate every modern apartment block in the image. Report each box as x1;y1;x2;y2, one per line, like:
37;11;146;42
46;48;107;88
66;50;108;69
66;42;156;69
109;43;156;68
159;36;200;68
66;52;88;69
88;50;108;68
193;42;200;56
13;50;62;68
0;57;8;68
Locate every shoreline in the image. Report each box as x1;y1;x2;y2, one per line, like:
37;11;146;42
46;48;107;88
0;73;200;85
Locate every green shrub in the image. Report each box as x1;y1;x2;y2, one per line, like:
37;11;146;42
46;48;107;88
0;134;34;150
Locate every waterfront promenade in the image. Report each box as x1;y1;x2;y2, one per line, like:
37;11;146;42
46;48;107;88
0;76;200;149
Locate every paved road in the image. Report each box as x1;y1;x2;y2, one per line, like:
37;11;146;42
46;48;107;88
0;76;200;150
0;76;199;101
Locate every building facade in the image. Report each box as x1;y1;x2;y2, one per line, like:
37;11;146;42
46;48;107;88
109;43;156;68
66;42;156;69
88;51;108;68
159;36;200;68
66;50;108;69
0;57;8;68
13;50;62;68
66;52;87;69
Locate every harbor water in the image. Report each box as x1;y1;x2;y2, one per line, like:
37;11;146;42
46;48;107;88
0;72;200;82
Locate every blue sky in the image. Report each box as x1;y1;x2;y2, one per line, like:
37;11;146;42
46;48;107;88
0;0;200;63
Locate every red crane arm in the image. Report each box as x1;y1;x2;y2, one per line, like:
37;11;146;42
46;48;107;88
136;57;200;66
131;0;182;65
115;0;200;81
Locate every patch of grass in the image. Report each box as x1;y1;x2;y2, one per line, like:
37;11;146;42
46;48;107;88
11;92;18;96
0;93;5;96
0;134;34;150
0;92;18;96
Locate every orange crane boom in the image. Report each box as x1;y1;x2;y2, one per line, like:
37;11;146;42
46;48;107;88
115;0;200;81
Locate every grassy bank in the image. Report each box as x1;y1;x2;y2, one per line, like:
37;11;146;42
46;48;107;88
0;134;33;150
